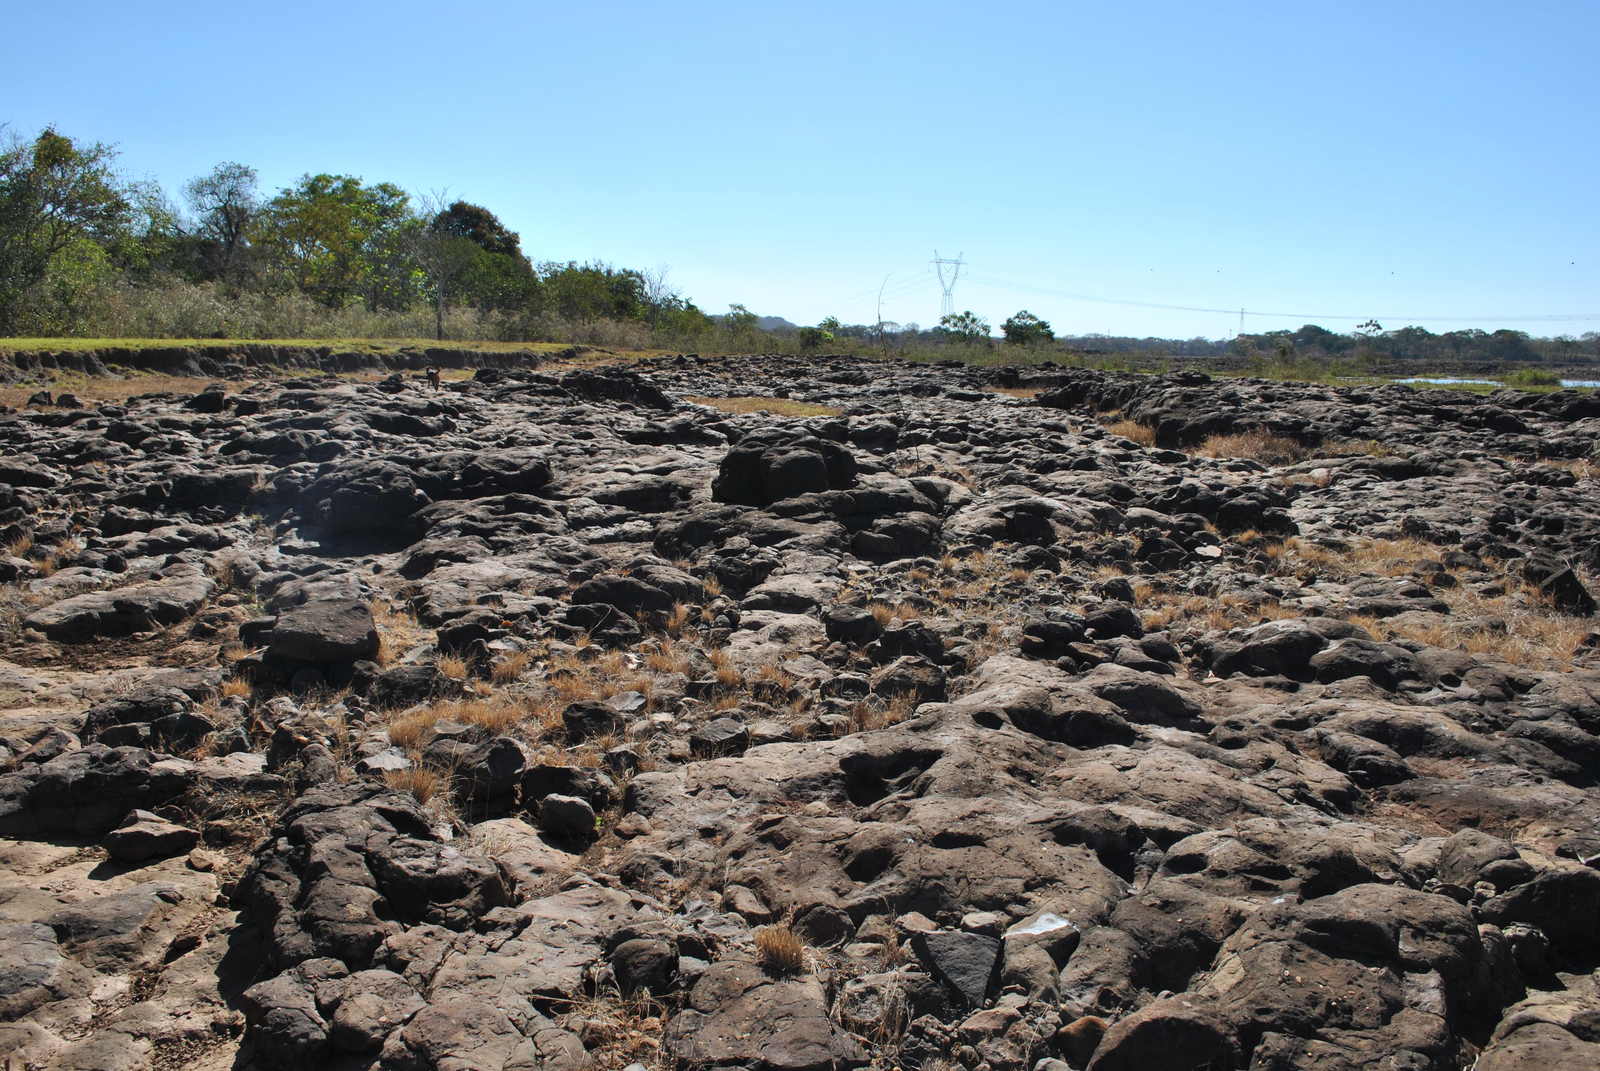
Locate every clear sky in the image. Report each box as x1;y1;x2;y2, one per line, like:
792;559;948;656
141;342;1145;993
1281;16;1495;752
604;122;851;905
5;0;1597;339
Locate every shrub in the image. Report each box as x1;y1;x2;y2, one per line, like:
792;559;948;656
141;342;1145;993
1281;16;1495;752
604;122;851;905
755;924;807;974
1504;367;1561;388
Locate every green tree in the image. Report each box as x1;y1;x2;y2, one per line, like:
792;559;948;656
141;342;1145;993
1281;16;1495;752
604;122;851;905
1001;309;1053;345
184;162;259;286
725;303;760;347
937;310;989;343
797;325;834;350
252;173;411;308
431;200;525;260
428;200;535;312
0;126;131;333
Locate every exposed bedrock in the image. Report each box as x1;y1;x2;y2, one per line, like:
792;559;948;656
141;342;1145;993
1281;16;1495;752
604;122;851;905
2;356;1599;1069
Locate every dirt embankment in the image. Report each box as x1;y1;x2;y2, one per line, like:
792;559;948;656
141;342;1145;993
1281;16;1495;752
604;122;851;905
0;342;572;381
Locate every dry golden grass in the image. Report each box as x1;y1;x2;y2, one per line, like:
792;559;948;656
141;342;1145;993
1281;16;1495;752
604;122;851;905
436;653;469;681
3;532;33;558
386;707;443;750
702;575;723;599
705;647;742;690
686;395;843;418
459;694;540;734
867;602;894;626
1197;430;1311;464
1140;591;1299;632
371;600;427;666
893;601;923;621
645;639;692;675
554;990;666;1070
491;649;533;684
755;924;808;975
385;767;440;805
665;602;692;636
1350;586;1591;669
1284;536;1443;579
846;693;920;734
221;677;252;700
0;373;247;409
1103;418;1156;446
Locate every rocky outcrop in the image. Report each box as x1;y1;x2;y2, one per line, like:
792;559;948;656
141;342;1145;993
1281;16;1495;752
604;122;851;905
3;354;1600;1070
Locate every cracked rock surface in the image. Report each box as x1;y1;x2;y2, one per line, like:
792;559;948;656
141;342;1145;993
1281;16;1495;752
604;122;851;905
2;354;1600;1070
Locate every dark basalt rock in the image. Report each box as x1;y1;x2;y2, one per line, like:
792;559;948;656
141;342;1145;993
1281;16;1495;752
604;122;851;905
5;355;1600;1070
712;426;859;506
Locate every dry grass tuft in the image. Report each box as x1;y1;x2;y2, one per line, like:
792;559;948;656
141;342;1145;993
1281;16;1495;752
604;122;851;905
1198;430;1311;464
665;602;692;636
755;924;808;975
437;653;469;681
221;677;252;700
1104;418;1156;446
554;990;666;1070
645;639;692;675
386;707;443;750
385;767;439;804
491;649;533;684
702;575;723;599
371;600;426;667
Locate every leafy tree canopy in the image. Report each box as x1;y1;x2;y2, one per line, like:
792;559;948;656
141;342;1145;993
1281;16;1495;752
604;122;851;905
1002;309;1054;345
937;309;990;342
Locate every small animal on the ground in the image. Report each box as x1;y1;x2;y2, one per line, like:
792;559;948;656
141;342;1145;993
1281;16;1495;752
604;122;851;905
425;367;441;390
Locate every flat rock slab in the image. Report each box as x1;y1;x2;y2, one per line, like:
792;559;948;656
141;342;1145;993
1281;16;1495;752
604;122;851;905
668;960;867;1071
266;598;379;663
23;573;215;642
103;811;200;863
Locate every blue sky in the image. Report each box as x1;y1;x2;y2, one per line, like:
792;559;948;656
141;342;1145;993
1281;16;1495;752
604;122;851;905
5;0;1597;339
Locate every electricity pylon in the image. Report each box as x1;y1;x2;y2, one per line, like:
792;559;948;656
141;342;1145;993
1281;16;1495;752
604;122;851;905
932;250;965;319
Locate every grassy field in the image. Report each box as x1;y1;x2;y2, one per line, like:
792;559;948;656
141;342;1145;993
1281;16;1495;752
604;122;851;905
0;338;678;408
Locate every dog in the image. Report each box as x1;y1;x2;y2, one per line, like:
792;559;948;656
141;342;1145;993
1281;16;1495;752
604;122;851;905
425;367;441;390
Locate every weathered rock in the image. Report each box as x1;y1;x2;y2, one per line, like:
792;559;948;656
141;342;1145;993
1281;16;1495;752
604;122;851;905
267;598;380;662
102;809;200;862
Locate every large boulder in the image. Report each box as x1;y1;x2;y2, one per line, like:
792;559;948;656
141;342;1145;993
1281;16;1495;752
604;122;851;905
712;427;858;507
267;599;380;663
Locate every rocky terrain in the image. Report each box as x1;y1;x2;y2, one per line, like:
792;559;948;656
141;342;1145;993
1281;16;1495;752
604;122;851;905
2;353;1599;1071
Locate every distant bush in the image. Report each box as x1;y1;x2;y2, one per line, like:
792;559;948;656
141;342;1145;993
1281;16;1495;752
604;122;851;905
1503;367;1562;388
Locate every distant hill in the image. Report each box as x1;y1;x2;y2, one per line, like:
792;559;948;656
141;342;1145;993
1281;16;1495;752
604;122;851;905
709;311;799;333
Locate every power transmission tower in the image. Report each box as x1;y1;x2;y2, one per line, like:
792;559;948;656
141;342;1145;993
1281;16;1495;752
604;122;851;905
932;250;965;319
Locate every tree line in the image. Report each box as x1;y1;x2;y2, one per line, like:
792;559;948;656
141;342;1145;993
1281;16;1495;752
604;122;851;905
809;311;1599;367
5;124;1596;366
0;125;717;344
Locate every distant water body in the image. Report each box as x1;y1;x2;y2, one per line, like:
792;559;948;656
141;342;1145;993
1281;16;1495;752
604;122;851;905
1396;377;1600;389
